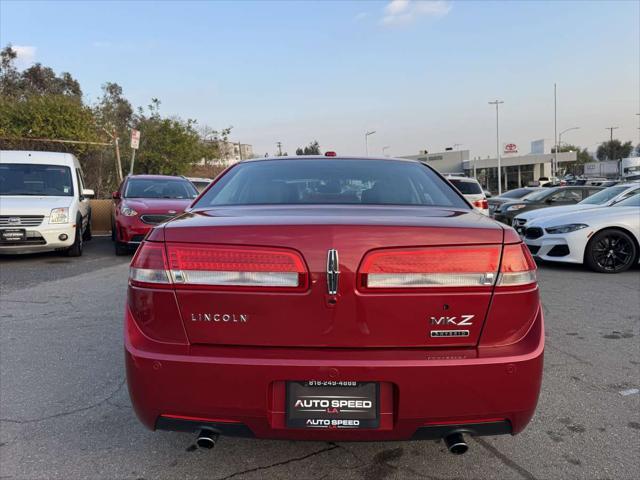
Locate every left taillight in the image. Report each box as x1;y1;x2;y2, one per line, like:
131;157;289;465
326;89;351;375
165;243;308;291
129;241;171;287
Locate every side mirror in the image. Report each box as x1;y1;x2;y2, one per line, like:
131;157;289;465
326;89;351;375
112;191;121;200
545;198;555;204
82;189;95;198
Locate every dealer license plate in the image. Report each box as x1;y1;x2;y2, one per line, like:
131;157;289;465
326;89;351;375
286;381;379;429
0;229;26;242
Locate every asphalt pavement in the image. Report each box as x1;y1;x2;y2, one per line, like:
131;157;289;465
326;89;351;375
1;237;639;480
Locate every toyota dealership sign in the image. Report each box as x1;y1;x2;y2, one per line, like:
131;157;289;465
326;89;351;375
503;143;518;154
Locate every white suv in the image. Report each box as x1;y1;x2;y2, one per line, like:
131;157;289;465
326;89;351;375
0;150;94;256
446;176;489;215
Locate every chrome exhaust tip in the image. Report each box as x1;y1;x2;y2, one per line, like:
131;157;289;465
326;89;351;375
196;430;218;449
444;432;468;455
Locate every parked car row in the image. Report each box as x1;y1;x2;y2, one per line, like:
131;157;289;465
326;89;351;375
489;182;639;273
0;150;213;257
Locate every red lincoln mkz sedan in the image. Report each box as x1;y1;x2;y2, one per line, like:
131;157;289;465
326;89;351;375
112;174;198;255
125;156;543;454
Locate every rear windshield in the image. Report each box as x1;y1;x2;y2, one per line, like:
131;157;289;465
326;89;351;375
194;159;469;208
0;163;74;196
448;179;483;195
124;178;198;199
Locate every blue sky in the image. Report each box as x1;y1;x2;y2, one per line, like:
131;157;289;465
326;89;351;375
1;0;638;157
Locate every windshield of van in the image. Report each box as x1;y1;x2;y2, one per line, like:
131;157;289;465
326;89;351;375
448;179;483;195
0;163;74;196
195;159;469;208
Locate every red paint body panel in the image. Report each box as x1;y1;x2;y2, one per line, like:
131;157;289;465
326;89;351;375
125;199;544;441
125;305;543;440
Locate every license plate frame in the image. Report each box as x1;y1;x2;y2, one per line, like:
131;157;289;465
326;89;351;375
0;228;26;242
286;381;379;429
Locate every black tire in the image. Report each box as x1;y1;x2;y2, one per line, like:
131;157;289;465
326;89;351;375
82;215;92;241
585;229;637;273
65;221;83;257
115;241;129;256
111;219;116;241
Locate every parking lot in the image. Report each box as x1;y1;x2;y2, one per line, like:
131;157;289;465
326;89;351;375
0;236;638;480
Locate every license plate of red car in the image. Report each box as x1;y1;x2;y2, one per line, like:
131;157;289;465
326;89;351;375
286;381;379;429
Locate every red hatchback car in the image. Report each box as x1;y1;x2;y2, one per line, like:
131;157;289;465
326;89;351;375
112;175;198;255
125;157;543;454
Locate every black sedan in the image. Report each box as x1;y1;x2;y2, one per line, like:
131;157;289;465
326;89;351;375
493;186;603;225
487;187;542;217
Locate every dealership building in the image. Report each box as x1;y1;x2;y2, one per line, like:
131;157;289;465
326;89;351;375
402;140;577;193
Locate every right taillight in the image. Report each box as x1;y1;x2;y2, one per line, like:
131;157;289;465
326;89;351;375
496;243;537;287
359;245;501;289
473;199;489;210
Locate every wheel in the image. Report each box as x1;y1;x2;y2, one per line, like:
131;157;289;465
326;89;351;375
65;221;83;257
115;241;129;256
111;220;116;241
82;215;92;241
585;229;637;273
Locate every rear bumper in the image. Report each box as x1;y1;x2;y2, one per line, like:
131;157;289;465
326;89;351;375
125;307;544;441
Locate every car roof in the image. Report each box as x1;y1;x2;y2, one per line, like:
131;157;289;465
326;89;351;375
239;155;419;164
127;174;190;180
446;176;479;182
0;150;79;167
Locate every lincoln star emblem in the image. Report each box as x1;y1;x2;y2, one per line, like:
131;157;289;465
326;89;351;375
326;249;340;295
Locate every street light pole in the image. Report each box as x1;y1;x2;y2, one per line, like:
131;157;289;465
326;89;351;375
365;130;376;156
488;100;504;195
558;126;580;148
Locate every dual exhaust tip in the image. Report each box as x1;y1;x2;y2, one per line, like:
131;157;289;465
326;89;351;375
195;429;468;455
196;430;219;449
444;432;469;455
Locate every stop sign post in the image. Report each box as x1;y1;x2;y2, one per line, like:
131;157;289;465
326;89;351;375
129;129;141;175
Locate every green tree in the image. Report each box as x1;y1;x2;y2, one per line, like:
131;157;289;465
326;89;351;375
0;94;99;156
1;44;81;99
551;144;592;163
295;140;321;155
130;99;205;175
596;140;634;161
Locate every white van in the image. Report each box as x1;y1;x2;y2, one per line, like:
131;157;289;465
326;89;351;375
445;175;489;215
0;150;94;256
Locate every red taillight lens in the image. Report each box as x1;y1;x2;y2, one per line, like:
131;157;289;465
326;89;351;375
496;243;537;287
129;242;170;286
165;243;308;290
359;246;501;289
473;199;489;210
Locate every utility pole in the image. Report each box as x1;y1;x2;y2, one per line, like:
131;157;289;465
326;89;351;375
238;142;243;161
101;127;123;183
382;146;390;156
605;126;619;142
488;100;504;195
604;126;619;161
276;141;283;156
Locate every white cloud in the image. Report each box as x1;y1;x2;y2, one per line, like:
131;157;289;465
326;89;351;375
12;45;36;68
381;0;451;26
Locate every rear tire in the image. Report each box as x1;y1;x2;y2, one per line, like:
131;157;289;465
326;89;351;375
65;221;83;257
585;229;637;273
